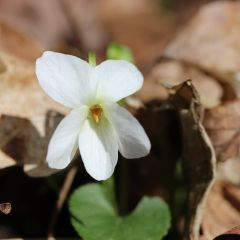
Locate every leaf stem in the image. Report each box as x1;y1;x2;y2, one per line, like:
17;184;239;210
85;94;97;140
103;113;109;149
47;164;78;240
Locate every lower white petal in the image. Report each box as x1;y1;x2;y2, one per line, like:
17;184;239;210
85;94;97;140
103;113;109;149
79;118;118;181
106;103;151;159
47;107;88;169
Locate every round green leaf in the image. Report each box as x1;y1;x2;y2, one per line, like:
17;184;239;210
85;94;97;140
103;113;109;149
69;183;171;240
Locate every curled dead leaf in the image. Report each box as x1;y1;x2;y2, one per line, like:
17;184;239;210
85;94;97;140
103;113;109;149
147;80;216;240
169;80;216;240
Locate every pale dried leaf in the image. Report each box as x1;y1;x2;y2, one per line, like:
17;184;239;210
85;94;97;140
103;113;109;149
165;1;240;97
204;100;240;164
0;21;43;62
217;159;240;185
0;0;70;48
0;52;68;176
202;183;240;240
99;0;203;70
139;59;223;108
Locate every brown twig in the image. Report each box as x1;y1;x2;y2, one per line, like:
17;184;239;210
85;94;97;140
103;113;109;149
47;164;78;240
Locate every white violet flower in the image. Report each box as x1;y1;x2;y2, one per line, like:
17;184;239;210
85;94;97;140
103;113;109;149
36;51;151;180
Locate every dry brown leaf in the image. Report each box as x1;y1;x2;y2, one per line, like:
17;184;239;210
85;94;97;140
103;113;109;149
137;59;223;108
0;52;68;176
204;100;240;165
164;1;240;97
99;0;210;70
217;158;240;186
201;183;240;240
0;0;71;48
0;21;43;62
169;80;216;240
214;225;240;240
144;80;216;240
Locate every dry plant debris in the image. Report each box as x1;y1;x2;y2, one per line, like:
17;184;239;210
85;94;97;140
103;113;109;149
0;202;11;215
204;100;240;163
201;183;240;240
0;51;67;176
145;80;217;240
169;81;216;240
137;59;223;108
164;1;240;97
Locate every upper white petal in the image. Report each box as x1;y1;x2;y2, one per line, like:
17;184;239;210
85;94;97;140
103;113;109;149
36;51;95;108
47;106;88;169
79;118;118;181
106;103;151;159
95;60;144;102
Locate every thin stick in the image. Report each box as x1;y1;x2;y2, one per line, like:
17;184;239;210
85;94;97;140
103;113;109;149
47;165;78;240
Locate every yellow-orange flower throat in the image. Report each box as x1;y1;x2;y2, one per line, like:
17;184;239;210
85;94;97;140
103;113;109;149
90;105;103;123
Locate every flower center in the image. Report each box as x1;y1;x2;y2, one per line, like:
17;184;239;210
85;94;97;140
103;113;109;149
89;104;103;123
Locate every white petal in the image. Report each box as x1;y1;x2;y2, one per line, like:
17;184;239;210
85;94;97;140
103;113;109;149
36;51;95;108
95;60;144;102
106;103;151;159
47;106;88;169
79;118;118;181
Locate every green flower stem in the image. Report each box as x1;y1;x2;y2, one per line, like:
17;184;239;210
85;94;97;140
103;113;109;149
88;51;97;67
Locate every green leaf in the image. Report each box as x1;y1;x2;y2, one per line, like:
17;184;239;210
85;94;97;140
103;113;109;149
68;183;171;240
106;43;134;63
